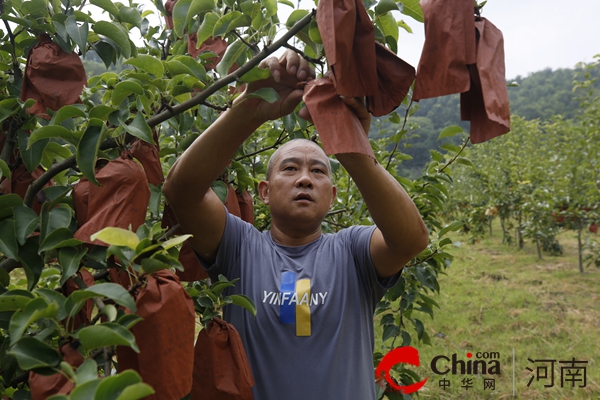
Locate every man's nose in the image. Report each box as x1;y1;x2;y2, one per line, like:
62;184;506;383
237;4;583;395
295;170;314;188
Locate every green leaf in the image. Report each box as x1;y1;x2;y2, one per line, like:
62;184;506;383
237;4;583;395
161;234;193;250
413;318;424;340
9;297;58;344
398;19;413;34
229;294;257;317
382;324;399;342
216;39;245;76
90;0;120;18
438;221;463;238
278;0;294;7
8;337;62;370
455;157;475;168
285;9;309;28
439;143;461;153
245;87;280;103
71;380;103;400
0;219;18;260
96;370;154;400
93;21;131;58
75;359;99;385
33;288;68;320
66;16;89;56
0;159;10;181
122;113;154;145
42;142;73;167
375;0;399;16
29;125;77;146
77;323;139;352
0;290;35;312
239;66;271;83
19;130;48;173
196;12;219;44
400;0;424;22
172;0;216;38
89;104;116;120
111;80;144;106
114;382;155;400
70;283;137;311
52;104;87;125
18;238;44;291
308;19;322;44
39;228;82;253
376;12;399;43
438;125;464;140
90;227;140;249
211;180;228;203
140;257;171;274
261;0;277;16
118;313;143;330
40;206;72;241
76;125;103;186
119;7;142;28
124;55;164;77
0;98;20;123
59;248;88;286
0;194;23;219
101;304;118;322
213;11;243;37
171;56;207;80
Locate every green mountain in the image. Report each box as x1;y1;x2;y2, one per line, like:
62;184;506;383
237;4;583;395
387;64;600;178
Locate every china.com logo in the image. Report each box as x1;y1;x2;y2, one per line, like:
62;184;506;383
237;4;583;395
375;347;501;394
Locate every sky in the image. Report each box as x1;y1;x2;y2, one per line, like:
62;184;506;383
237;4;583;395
393;0;600;79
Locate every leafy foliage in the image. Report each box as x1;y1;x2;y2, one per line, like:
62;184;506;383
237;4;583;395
448;58;600;271
0;0;467;397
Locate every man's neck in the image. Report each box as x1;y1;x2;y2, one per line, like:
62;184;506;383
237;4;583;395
269;223;323;247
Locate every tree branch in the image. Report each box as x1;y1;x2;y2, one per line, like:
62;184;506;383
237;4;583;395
23;137;118;208
282;43;324;65
385;100;413;171
21;11;316;212
234;132;287;161
0;119;19;166
145;9;316;128
0;258;20;273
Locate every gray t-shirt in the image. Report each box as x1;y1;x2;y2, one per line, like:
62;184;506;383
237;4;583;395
200;212;399;400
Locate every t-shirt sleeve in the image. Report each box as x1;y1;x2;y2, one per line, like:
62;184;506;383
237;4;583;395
196;210;254;282
347;225;401;306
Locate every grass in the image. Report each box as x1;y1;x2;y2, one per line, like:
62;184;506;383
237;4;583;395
375;223;600;399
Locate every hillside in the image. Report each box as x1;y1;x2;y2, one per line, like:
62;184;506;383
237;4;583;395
384;64;600;178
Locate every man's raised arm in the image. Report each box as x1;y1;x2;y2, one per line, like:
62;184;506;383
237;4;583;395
335;99;429;279
163;51;313;263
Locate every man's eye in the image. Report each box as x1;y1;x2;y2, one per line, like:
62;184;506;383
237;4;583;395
284;166;296;171
312;169;324;174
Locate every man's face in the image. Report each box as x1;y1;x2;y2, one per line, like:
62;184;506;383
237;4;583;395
259;141;336;233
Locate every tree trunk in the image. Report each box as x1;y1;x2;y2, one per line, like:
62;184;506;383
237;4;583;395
518;212;524;249
536;237;542;260
578;222;584;273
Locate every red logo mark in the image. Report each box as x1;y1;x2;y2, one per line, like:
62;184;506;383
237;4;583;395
375;346;428;394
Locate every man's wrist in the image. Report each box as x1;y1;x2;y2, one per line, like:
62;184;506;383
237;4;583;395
228;98;266;130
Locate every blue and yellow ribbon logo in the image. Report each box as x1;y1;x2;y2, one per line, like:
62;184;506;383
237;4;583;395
279;271;311;336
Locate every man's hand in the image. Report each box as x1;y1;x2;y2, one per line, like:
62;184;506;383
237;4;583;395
234;50;315;123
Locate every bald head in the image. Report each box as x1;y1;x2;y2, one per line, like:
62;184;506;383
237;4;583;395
266;139;330;180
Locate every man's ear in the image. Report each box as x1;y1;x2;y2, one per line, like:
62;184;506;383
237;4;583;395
258;180;270;205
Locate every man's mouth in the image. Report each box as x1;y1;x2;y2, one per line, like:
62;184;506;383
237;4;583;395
294;193;313;202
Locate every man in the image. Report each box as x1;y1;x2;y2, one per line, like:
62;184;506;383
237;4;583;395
163;51;429;399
